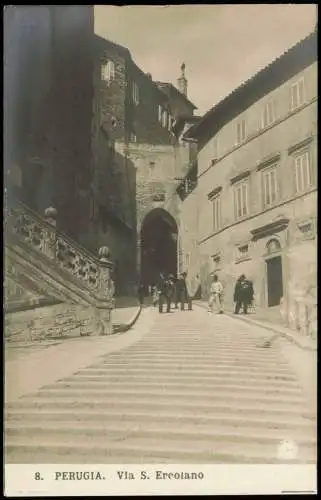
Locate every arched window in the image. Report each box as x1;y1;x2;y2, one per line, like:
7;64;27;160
266;238;281;254
101;61;115;82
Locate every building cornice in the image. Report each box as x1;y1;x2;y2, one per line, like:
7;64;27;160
230;170;251;185
208;186;222;200
288;134;314;155
256;153;281;171
250;217;290;241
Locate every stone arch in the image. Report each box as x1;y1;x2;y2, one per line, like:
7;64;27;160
266;237;282;255
139;208;178;286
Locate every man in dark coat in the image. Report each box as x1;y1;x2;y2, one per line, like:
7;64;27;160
175;272;189;310
158;274;175;313
233;274;254;314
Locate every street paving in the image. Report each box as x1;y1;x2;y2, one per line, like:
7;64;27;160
5;307;317;464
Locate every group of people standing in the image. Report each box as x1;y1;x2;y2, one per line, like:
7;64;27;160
207;273;254;315
138;272;254;316
155;272;193;314
138;272;193;314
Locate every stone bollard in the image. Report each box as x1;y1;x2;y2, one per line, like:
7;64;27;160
96;246;114;335
44;207;57;227
43;207;57;259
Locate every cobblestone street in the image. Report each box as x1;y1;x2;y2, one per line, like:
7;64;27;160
5;306;317;464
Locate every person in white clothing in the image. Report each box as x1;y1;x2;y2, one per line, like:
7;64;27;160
208;274;224;313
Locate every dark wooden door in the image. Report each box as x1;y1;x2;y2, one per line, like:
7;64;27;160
266;256;283;307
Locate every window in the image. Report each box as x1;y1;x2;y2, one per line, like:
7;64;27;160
237;244;249;260
262;100;275;128
132;82;139;105
236;119;246;145
158;105;162;122
130;133;137;143
162;110;168;128
101;61;115;82
168;116;173;131
262;166;279;208
212;195;221;231
290;78;305;111
294;150;312;193
234;181;249;220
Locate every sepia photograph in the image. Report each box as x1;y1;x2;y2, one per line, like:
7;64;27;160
4;4;317;495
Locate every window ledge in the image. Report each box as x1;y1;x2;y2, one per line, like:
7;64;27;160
235;256;252;264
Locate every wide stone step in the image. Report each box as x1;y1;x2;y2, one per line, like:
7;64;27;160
5;420;316;448
58;373;301;387
6;397;314;418
31;388;307;407
43;380;305;398
102;353;289;367
5;409;316;433
97;361;293;374
98;356;289;368
5;435;316;464
74;367;297;380
124;345;280;355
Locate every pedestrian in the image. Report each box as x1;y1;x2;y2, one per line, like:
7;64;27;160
183;272;193;311
158;274;175;313
208;274;224;313
172;275;179;309
233;274;254;314
137;282;145;306
175;273;187;310
151;285;159;307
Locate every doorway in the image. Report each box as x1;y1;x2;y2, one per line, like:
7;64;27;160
266;255;283;307
140;208;177;287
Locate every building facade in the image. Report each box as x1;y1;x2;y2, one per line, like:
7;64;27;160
5;12;198;295
91;36;197;291
182;29;317;330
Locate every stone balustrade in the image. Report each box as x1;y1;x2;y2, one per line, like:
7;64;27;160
5;201;115;336
280;293;317;341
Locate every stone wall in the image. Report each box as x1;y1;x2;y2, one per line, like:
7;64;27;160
5;6;95;250
5;302;100;343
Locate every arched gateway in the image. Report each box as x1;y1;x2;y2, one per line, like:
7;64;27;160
140;208;178;286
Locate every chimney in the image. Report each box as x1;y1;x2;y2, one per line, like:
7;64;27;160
146;72;152;80
177;62;187;97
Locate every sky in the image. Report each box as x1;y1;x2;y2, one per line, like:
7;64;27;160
94;5;317;115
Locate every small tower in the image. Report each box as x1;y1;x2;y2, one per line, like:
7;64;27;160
177;62;188;97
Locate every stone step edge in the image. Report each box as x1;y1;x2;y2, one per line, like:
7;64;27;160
32;389;307;405
4;440;316;462
5;406;315;422
7;399;314;417
5;422;316;447
43;381;305;395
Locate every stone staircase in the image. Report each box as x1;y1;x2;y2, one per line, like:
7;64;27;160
5;309;316;464
4;202;115;342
